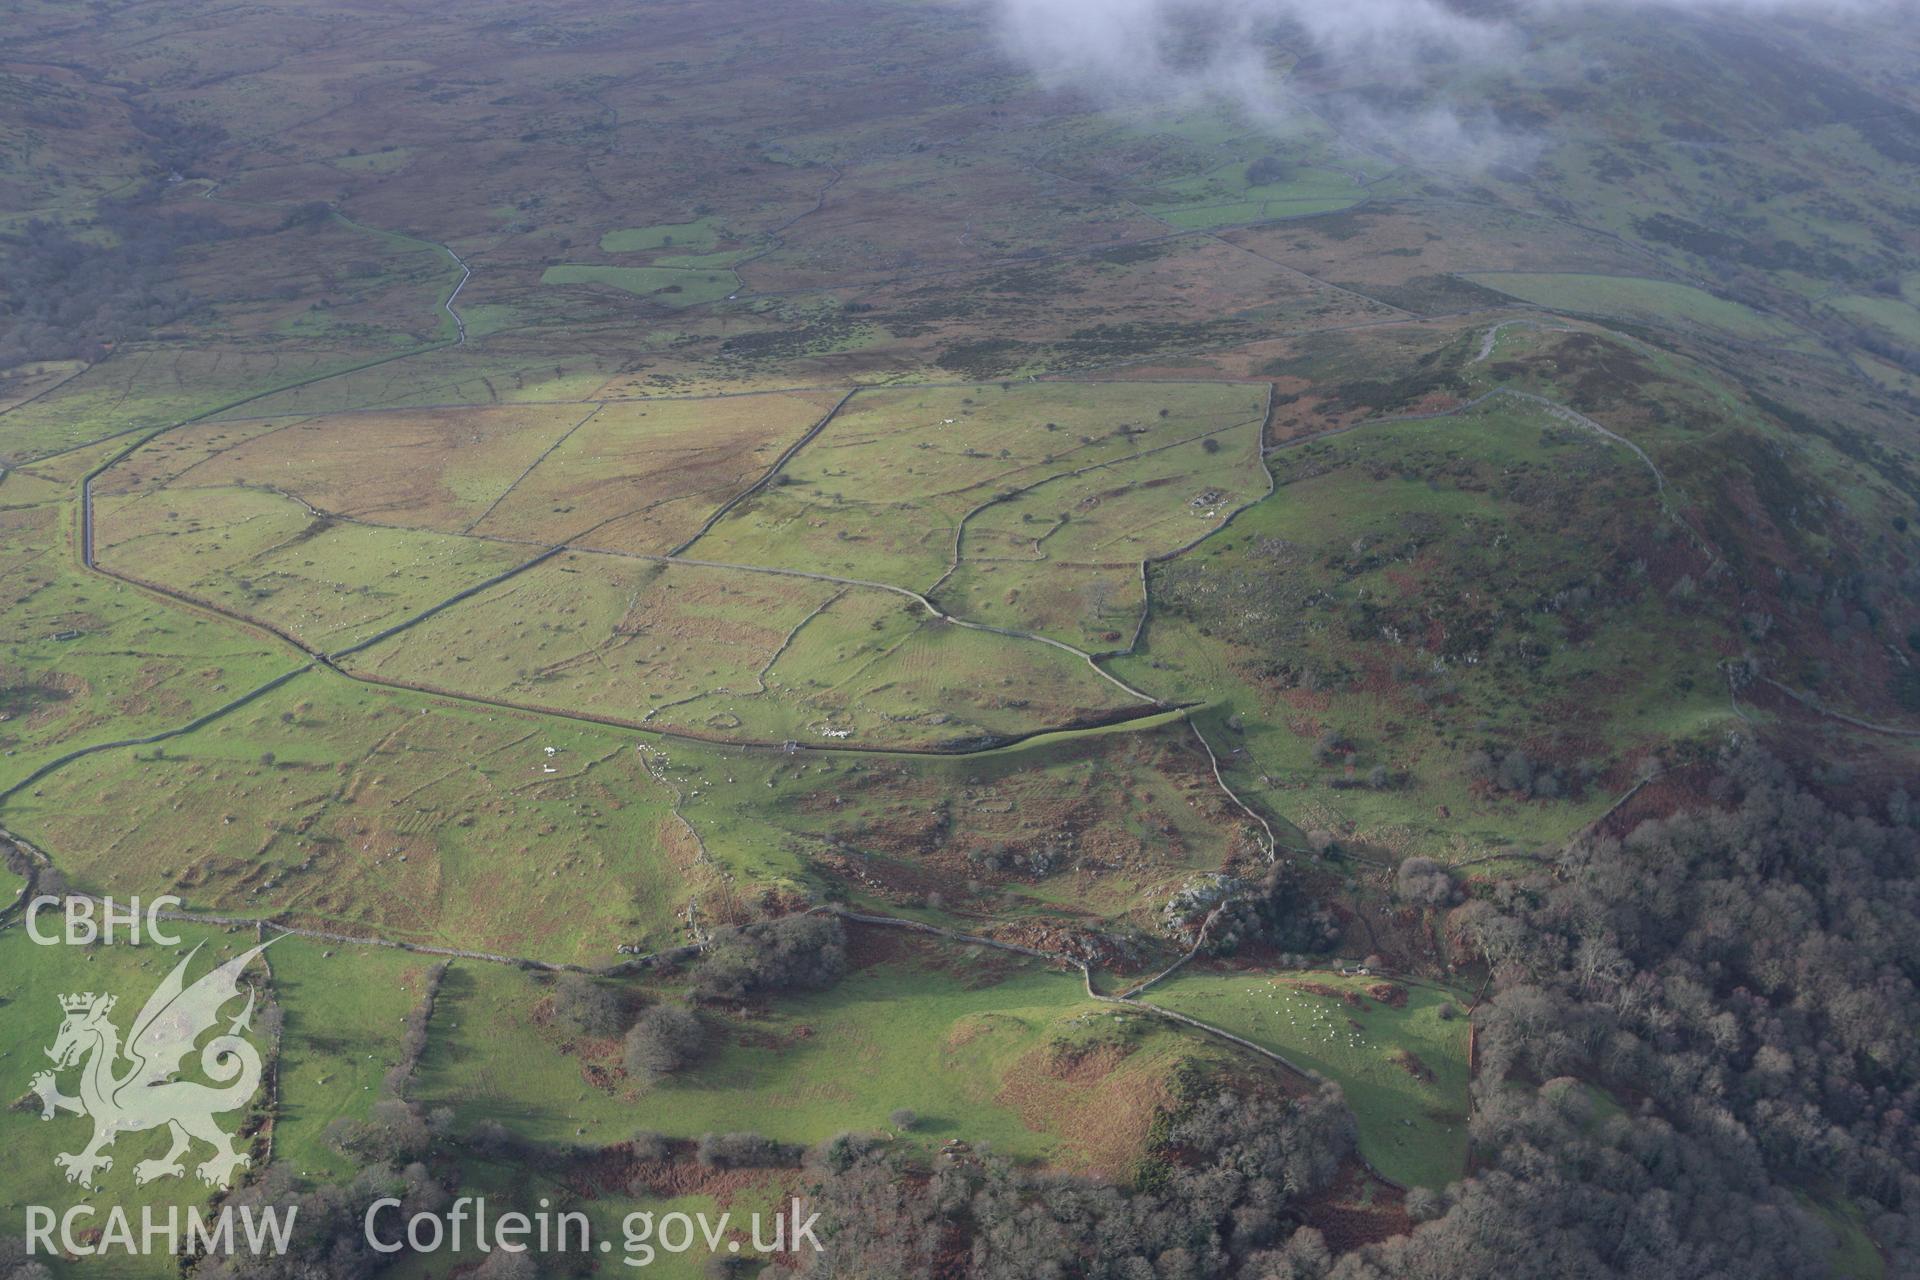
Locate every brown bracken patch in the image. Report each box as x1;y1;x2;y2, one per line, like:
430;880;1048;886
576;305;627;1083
994;1040;1169;1178
1287;980;1368;1010
566;1139;796;1216
1299;1163;1412;1253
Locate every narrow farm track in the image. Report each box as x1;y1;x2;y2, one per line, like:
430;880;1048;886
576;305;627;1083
1493;387;1668;496
440;244;472;342
291;201;475;348
1267;371;1712;557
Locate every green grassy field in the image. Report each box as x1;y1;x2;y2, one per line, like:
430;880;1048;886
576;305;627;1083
1807;1191;1891;1280
90;391;841;558
99;403;611;535
1829;292;1920;346
601;219;725;253
268;940;442;1182
1460;272;1800;341
470;391;840;552
693;382;1268;617
541;265;739;308
328;148;412;173
341;551;1141;750
417;935;1210;1176
94;485;533;654
0;349;410;463
0;485;297;796
1146;969;1471;1189
939;419;1268;648
1144;163;1367;229
6;670;711;964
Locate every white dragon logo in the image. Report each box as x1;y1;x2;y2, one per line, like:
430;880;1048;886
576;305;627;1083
29;939;273;1190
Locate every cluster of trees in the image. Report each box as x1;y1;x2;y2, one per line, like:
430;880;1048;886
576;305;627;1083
324;1097;446;1169
1328;1079;1847;1280
30;1077;1860;1280
784;748;1920;1278
0;191;229;368
126;100;228;177
794;1074;1351;1274
1428;745;1920;1274
0;1236;49;1280
692;913;846;1001
1246;155;1295;186
1464;746;1581;800
1394;856;1458;906
1207;863;1342;956
553;914;848;1086
196;1162;447;1280
624;1003;706;1081
966;841;1063;876
799;1078;1355;1277
385;962;448;1095
789;748;1918;1278
0;101;231;369
550;970;628;1036
695;1131;805;1170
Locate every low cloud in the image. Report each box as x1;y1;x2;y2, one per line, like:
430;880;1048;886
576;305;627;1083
982;0;1897;169
983;0;1520;167
988;0;1503;109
